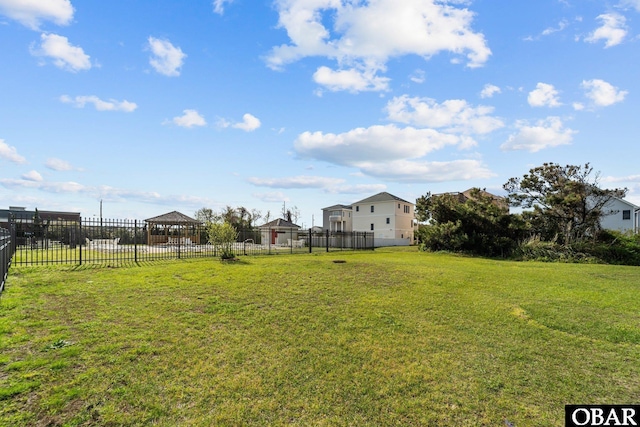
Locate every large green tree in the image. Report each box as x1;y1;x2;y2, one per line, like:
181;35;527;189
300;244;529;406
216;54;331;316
416;188;526;257
503;163;626;244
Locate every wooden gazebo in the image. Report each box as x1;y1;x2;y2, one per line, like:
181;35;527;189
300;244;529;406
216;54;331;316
145;211;202;245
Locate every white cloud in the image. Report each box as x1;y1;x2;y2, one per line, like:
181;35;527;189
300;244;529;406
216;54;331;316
327;183;387;194
248;175;387;194
253;192;290;203
0;0;73;30
170;109;207;128
358;159;495;183
0;177;217;208
602;174;640;183
45;157;74;171
60;95;137;112
248;176;344;189
266;0;490;92
410;69;426;84
295;124;463;167
619;0;640;12
581;79;627;107
501;117;577;152
292;124;491;182
148;37;186;77
385;95;504;135
542;19;569;36
572;102;585;111
31;33;91;72
0;139;27;164
213;0;234;14
313;66;390;93
0;178;85;193
232;113;261;132
22;170;43;182
480;84;501;99
585;13;627;48
528;83;561;107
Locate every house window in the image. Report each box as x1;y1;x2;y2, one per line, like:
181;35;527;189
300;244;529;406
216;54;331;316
404;205;410;214
623;210;631;220
356;206;359;212
370;223;374;231
398;203;401;209
386;217;390;224
371;205;374;213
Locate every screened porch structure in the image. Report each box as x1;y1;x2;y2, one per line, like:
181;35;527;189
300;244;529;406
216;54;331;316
145;211;202;246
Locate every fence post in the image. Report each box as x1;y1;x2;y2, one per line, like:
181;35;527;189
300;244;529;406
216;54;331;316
78;218;82;266
134;219;138;263
309;228;312;253
326;229;329;252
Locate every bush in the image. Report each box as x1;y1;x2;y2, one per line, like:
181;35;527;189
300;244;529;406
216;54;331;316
513;231;640;266
512;236;594;263
574;230;640;266
206;222;239;259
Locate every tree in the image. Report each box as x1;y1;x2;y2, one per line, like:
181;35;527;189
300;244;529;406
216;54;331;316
503;163;626;244
194;207;217;224
416;188;526;257
206;222;239;259
250;209;262;227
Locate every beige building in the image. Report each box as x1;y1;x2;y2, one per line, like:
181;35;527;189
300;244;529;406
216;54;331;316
321;204;353;233
352;192;416;245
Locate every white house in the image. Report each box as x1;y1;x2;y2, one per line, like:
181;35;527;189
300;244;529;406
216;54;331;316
600;198;640;234
351;192;417;246
321;204;353;233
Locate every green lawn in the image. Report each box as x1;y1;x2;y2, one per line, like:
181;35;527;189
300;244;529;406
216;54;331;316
1;248;639;426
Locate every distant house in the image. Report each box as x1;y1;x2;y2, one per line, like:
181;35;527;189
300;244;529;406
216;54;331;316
348;192;417;246
259;218;301;245
0;206;81;229
432;188;509;211
321;204;353;233
600;198;640;234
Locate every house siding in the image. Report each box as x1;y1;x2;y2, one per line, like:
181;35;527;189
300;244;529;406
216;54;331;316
600;198;639;234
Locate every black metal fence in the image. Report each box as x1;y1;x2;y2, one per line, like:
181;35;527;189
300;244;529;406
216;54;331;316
1;227;13;295
6;215;374;267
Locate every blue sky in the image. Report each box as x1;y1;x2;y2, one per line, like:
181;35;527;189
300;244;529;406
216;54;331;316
1;0;638;227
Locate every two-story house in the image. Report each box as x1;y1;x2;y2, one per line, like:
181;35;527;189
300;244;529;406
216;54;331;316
321;204;353;233
323;192;416;246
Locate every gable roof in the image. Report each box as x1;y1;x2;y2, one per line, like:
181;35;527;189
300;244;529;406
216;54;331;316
322;204;352;211
259;218;300;228
612;197;640;210
353;192;412;205
145;211;199;224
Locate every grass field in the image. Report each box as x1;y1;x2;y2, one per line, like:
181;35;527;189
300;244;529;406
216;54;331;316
1;248;639;426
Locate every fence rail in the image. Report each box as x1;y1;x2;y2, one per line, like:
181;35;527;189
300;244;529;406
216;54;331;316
6;214;373;267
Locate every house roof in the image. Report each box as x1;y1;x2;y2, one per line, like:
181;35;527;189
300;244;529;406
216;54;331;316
259;218;300;228
322;204;352;211
612;197;640;210
353;192;412;205
145;211;199;224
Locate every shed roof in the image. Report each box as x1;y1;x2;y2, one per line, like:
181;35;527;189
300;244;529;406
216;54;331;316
145;211;199;224
259;218;300;228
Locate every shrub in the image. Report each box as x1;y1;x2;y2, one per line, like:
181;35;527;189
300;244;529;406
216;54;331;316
206;222;239;259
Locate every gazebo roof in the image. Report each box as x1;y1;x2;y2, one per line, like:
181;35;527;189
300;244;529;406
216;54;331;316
145;211;199;225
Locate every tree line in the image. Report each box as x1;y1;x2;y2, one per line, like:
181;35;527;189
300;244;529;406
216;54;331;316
416;163;640;265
